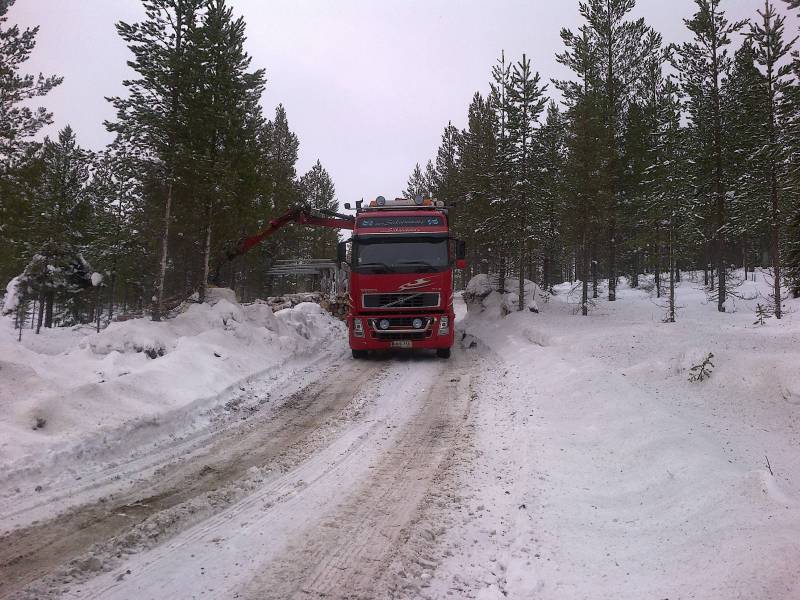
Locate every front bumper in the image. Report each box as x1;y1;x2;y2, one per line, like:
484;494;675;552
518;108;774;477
349;313;454;350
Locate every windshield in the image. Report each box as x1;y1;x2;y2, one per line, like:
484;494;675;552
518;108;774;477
353;236;449;273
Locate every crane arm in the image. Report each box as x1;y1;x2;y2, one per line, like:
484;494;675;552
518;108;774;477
211;206;354;284
232;206;354;261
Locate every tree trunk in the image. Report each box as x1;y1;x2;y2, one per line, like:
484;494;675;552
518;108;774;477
44;291;54;328
36;294;44;334
711;12;726;312
108;272;116;322
199;201;213;303
518;226;526;312
668;226;676;323
498;254;506;294
152;181;173;321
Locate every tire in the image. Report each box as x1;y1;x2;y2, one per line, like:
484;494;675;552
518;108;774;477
352;349;368;359
436;348;451;359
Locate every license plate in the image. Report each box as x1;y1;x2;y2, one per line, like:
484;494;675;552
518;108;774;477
390;340;413;349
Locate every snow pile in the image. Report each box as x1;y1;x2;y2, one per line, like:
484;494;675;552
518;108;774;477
464;274;542;318
1;276;22;315
0;288;346;473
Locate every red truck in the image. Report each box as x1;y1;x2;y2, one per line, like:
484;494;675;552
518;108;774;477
225;195;466;359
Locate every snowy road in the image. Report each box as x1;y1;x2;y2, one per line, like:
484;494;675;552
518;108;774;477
0;344;476;600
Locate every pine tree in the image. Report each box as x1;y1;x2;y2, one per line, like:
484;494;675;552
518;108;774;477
107;0;204;321
723;40;769;273
405;162;428;199
88;143;149;319
783;0;800;296
748;0;796;317
507;54;548;310
25;126;94;327
0;0;62;285
537;102;568;291
673;0;746;312
556;26;602;315
489;51;514;291
0;0;62;171
432;122;461;205
297;159;339;260
184;0;266;302
581;0;661;302
457;92;497;275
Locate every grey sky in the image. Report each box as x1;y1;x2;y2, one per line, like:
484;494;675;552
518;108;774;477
10;0;799;207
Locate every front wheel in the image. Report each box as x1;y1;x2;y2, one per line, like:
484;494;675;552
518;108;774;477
352;349;368;359
436;348;451;359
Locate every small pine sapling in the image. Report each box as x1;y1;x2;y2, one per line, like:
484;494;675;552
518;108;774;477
753;303;771;326
689;352;715;382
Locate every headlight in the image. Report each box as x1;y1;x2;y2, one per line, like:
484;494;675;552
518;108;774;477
379;319;391;330
353;318;364;337
412;318;424;329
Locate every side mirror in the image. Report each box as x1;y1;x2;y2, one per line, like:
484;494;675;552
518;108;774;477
343;202;351;210
337;241;348;265
456;259;468;270
456;240;466;261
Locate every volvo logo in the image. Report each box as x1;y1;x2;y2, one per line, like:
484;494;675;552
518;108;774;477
398;278;433;291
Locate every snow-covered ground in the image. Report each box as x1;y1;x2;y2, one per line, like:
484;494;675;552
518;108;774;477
423;272;800;599
1;273;799;600
0;288;346;482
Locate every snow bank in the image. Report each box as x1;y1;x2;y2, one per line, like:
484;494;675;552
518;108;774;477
0;289;346;474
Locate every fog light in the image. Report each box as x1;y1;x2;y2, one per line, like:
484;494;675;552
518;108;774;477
379;319;391;330
412;318;424;329
353;318;364;337
438;316;449;335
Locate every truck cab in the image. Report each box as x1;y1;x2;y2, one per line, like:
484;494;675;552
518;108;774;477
340;196;465;359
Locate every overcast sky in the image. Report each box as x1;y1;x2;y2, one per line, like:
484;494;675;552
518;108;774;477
10;0;799;207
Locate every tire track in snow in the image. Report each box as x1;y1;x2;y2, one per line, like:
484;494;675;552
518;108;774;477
0;356;386;600
239;353;475;600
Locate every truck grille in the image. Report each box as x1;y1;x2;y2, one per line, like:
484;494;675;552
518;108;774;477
362;293;440;310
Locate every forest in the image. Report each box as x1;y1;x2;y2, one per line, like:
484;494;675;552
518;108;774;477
1;0;800;329
407;0;800;320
